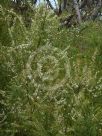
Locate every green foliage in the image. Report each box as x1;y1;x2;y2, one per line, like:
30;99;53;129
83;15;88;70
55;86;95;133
0;5;102;136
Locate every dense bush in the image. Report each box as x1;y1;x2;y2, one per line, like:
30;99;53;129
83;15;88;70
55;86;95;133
0;5;102;136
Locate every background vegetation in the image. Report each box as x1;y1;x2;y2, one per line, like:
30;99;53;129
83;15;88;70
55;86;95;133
0;1;102;136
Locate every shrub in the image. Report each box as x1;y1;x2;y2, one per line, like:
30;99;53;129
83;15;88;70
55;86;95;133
0;5;102;136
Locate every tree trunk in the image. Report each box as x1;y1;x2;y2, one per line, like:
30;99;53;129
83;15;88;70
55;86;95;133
73;0;82;24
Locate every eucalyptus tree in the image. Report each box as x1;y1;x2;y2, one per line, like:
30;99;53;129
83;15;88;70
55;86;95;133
1;0;101;27
45;0;102;25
